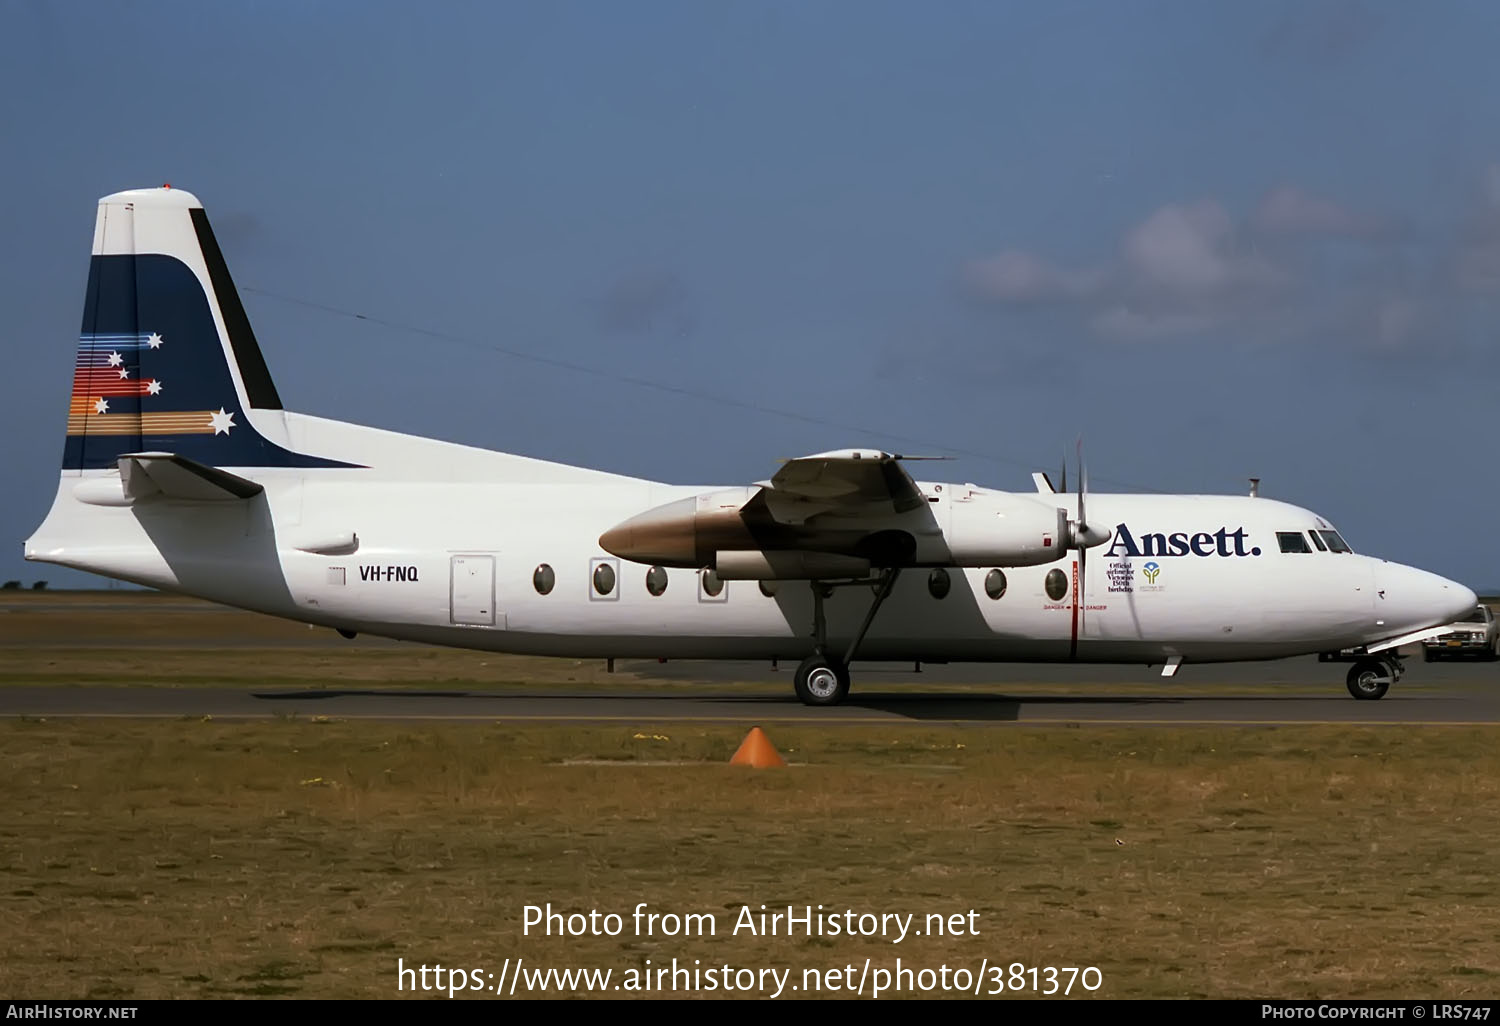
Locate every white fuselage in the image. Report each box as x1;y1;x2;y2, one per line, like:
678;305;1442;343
24;414;1475;668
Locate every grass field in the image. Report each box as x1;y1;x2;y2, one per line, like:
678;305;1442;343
3;718;1499;999
3;592;1499;999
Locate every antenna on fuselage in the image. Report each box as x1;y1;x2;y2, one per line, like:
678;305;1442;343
1249;478;1260;498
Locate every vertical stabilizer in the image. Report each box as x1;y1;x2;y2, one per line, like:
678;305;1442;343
64;187;352;471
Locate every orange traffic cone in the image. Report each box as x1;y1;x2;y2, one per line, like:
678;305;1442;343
729;726;786;768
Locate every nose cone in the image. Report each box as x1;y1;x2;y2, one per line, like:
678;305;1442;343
1375;562;1477;633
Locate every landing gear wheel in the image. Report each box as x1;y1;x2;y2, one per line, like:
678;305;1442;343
794;654;850;706
1346;659;1391;700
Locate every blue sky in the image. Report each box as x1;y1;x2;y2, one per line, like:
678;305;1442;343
6;1;1500;587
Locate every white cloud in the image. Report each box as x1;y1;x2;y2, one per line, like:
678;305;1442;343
954;182;1498;354
1251;185;1388;240
1090;306;1223;342
958;188;1412;347
961;250;1102;304
1120;200;1285;297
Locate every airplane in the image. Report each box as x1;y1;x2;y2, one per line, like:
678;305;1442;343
24;187;1478;705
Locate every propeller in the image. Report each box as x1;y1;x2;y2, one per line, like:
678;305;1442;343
1066;438;1113;637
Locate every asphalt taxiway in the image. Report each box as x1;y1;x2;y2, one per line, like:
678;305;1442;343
3;662;1498;725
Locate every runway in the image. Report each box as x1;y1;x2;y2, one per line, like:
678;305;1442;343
4;595;1499;724
4;674;1499;725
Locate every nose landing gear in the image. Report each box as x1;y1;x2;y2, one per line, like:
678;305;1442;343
1346;655;1402;700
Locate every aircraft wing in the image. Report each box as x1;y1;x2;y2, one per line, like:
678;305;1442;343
760;449;927;517
600;449;941;566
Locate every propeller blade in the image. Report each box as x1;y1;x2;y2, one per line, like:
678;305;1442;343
1077;437;1086;638
1068;436;1113;550
1076;437;1087;536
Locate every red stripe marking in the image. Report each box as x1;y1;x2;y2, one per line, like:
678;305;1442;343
72;373;158;397
1069;559;1079;660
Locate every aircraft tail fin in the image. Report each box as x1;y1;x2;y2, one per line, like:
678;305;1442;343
63;186;352;472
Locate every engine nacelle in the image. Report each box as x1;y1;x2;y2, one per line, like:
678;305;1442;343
600;484;1073;570
714;551;871;580
943;491;1068;567
598;489;761;567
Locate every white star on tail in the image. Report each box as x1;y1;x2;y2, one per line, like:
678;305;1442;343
93;398;109;414
107;351;123;367
208;408;235;435
118;368;130;379
146;333;163;348
146;380;162;395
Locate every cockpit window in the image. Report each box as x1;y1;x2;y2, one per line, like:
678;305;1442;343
1276;531;1311;553
1317;530;1352;553
1307;530;1327;552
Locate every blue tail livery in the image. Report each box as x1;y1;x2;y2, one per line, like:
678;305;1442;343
63;187;357;471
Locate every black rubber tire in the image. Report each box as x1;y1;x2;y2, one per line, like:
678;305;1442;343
793;654;851;706
1346;659;1391;700
1423;648;1435;663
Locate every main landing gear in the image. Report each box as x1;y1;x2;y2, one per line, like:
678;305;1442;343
792;569;901;707
1345;655;1402;700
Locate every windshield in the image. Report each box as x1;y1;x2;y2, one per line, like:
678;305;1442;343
1461;607;1489;623
1317;529;1352;553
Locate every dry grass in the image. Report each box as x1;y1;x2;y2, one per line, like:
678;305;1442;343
3;719;1499;999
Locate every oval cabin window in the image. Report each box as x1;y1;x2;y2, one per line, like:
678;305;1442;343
985;569;1007;600
593;562;616;596
928;568;951;599
533;564;555;595
645;566;668;596
1045;568;1068;601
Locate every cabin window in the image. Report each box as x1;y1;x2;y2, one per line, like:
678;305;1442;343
1318;530;1352;553
701;569;725;597
928;568;951;599
645;566;668;596
1276;532;1311;553
533;563;555;595
1044;568;1067;601
759;580;779;598
985;569;1007;600
1307;530;1328;552
593;562;616;596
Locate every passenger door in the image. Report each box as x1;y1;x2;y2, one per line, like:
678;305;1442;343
450;554;496;627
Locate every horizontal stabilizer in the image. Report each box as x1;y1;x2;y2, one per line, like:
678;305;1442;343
118;452;264;501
